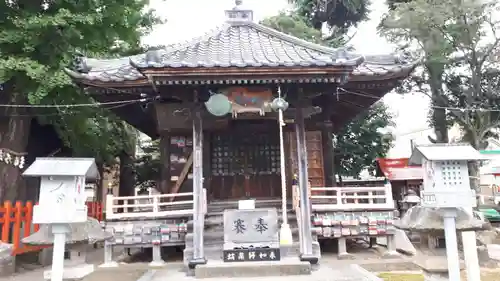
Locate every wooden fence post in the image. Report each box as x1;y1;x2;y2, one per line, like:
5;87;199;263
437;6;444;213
12;201;22;251
98;203;103;221
1;201;11;243
24;202;33;240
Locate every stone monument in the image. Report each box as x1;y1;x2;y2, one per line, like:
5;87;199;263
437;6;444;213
223;208;280;262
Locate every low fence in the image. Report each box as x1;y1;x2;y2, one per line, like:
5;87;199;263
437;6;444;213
87;201;104;221
1;201;103;256
309;185;395;211
105;189;207;220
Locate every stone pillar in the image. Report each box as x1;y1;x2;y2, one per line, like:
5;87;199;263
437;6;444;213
189;104;207;268
383;235;400;258
295;105;317;264
149;244;165;267
69;246;87;264
337;237;353;259
100;240;118;268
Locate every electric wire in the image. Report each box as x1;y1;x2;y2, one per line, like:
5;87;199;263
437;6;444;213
0;101;142;117
0;98;147;108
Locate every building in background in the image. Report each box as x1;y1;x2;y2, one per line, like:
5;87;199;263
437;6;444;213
387;125;462;158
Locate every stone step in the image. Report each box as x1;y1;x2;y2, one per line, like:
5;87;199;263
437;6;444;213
187;212;299;231
197;211;297;224
183;241;322;266
197;221;301;233
185;228;304;245
194;258;311;278
205;210;296;219
206;207;295;215
208;199;286;209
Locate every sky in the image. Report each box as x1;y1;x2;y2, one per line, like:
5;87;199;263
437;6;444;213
143;0;433;157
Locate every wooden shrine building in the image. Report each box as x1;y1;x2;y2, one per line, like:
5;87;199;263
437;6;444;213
65;1;416;268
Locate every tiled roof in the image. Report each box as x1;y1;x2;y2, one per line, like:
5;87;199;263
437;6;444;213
385;167;423;181
131;22;362;69
73;56;145;82
350;55;415;81
377;157;422;181
64;22;416;84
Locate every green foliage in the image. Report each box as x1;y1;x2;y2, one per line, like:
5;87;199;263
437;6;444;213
261;11;395;178
288;0;370;35
335;103;395;177
0;0;161;164
379;0;500;148
261;12;324;44
385;0;412;11
135;138;160;190
261;12;349;48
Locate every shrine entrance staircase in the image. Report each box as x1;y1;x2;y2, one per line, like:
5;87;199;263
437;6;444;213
183;198;321;277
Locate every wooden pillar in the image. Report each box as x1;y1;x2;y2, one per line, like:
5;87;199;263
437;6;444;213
295;104;317;264
159;134;170;194
189;102;207;268
321;99;336;187
202;132;211;200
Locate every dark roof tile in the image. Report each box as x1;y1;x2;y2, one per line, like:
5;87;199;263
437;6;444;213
65;22;417;84
130;22;362;69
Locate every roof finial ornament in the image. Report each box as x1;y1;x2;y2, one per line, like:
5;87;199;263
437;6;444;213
225;0;253;22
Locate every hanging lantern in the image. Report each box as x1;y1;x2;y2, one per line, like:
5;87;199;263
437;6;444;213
270;97;289;112
205;93;232;116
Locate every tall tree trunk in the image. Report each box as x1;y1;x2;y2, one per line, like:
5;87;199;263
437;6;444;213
427;63;449;143
95;162;104;202
119;151;135;212
118;151;135;197
467;133;481;195
0;90;31;203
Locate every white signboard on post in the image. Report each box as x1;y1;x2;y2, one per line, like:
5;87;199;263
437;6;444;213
23;157;100;281
23;158;99;224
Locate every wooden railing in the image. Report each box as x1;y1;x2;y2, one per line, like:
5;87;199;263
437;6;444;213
1;201;103;256
309;185;395;211
105;189;206;220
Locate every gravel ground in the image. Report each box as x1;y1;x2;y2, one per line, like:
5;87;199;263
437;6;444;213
0;246;135;281
150;263;382;281
82;265;147;281
4;242;497;281
378;269;500;281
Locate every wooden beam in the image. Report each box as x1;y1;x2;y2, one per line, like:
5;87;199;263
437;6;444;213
169;152;193;202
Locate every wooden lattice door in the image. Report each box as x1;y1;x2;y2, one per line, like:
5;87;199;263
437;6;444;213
287;131;325;195
210;125;281;200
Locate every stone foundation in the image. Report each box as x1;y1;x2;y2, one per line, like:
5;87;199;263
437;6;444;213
0;242;15;277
